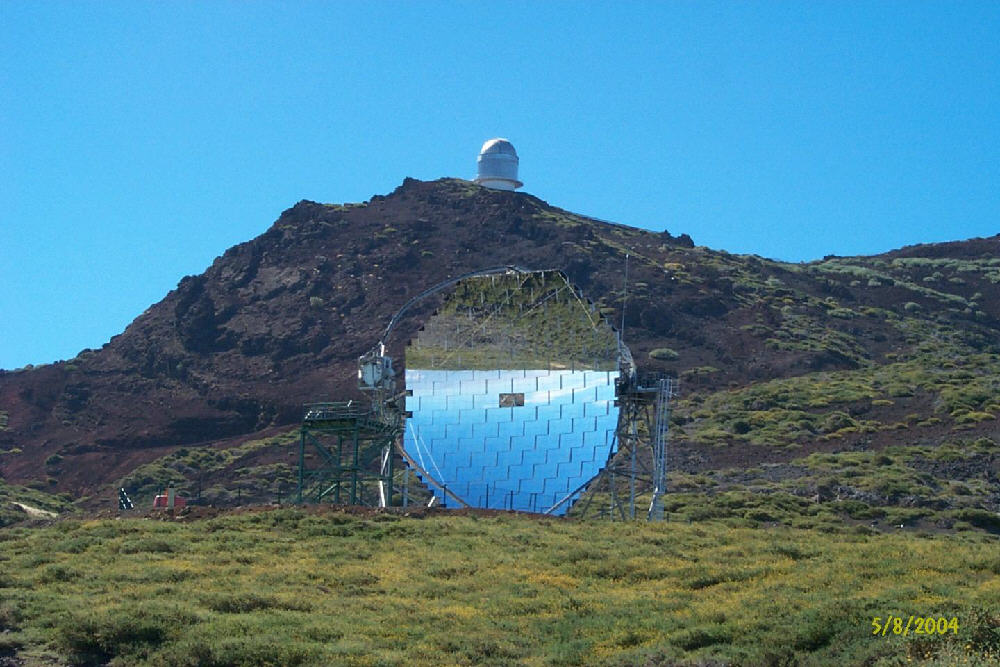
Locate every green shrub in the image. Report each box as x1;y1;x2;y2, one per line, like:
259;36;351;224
56;604;197;665
0;602;22;631
953;509;1000;533
648;348;679;361
966;607;1000;654
157;637;321;667
819;412;857;433
835;500;885;520
731;419;752;435
197;589;311;614
955;411;995;424
671;625;731;650
119;537;179;554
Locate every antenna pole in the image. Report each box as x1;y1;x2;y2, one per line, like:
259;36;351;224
620;253;629;337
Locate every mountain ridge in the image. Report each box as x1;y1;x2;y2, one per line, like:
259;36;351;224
1;177;998;525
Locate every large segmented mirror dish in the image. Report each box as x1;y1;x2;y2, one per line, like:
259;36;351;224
403;270;620;514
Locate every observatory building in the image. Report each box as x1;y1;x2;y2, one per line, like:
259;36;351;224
474;138;523;191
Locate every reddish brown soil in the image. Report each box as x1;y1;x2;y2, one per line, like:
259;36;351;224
2;177;999;501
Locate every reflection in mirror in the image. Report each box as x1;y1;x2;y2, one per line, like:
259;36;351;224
403;271;620;514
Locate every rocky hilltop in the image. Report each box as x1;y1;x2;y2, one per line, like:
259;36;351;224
1;178;998;529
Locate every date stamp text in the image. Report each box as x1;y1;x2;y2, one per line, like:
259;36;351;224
871;615;959;637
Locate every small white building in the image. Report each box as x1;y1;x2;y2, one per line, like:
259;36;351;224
474;138;523;191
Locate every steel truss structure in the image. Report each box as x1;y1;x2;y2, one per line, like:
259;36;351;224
298;266;677;520
569;375;677;521
297;402;401;506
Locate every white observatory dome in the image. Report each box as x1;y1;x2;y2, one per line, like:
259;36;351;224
474;138;523;191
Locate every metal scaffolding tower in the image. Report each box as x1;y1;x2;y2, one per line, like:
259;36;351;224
648;377;674;520
297;402;401;506
298;265;675;519
571;374;677;521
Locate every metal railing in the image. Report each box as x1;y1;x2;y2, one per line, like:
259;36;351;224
302;401;370;422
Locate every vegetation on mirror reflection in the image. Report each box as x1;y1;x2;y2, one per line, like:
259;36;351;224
406;271;619;371
0;510;997;666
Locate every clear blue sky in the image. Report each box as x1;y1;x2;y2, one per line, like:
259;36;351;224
2;2;997;369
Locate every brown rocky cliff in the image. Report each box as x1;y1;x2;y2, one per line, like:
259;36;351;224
1;177;998;497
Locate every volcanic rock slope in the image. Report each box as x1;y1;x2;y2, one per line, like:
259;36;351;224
1;177;999;511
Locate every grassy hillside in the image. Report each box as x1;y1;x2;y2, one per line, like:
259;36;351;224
2;179;999;517
1;508;997;666
1;180;998;664
0;479;75;528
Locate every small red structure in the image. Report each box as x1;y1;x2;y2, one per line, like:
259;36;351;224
152;488;187;509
